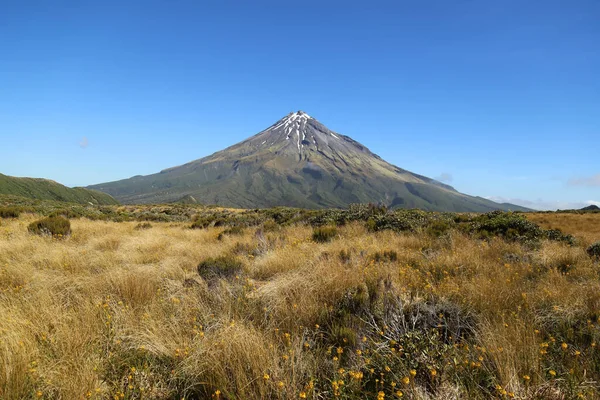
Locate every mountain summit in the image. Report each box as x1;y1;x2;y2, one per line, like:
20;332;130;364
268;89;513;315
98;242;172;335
89;111;527;212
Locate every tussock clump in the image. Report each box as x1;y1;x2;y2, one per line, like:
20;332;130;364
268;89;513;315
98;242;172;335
197;255;244;281
312;225;338;243
27;216;71;237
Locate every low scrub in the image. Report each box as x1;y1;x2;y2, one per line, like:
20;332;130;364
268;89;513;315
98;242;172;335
217;226;244;240
133;222;153;230
588;241;600;260
27;216;71;237
0;206;21;218
312;225;338;242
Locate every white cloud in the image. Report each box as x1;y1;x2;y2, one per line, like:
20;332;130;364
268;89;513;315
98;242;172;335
79;136;89;149
435;172;453;183
568;174;600;187
486;196;600;211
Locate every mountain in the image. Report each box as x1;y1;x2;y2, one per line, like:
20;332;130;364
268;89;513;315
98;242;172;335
581;205;600;211
0;173;118;205
89;111;528;212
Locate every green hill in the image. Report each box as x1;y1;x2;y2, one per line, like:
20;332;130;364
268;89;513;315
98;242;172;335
0;173;118;205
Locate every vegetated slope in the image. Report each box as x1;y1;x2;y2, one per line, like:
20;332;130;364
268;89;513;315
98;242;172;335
0;173;118;205
581;205;600;211
89;111;529;212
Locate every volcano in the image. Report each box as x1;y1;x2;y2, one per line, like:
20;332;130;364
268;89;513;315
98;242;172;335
89;111;528;212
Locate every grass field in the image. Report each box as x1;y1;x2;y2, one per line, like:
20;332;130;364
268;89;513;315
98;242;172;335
1;209;599;399
526;213;600;246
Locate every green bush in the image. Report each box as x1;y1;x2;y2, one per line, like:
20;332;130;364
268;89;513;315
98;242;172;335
587;242;600;260
312;226;338;243
469;211;543;242
197;255;244;281
0;207;21;219
426;220;453;237
27;216;71;237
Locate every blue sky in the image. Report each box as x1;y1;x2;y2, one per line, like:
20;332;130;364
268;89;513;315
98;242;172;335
1;0;598;210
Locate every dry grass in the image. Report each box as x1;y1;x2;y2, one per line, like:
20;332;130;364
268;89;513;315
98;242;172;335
1;213;599;399
526;212;600;246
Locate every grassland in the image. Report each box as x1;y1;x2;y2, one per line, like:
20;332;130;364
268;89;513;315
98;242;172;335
526;213;600;246
1;206;599;399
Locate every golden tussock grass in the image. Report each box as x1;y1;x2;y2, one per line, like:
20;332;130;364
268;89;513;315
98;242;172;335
0;213;599;399
526;212;600;246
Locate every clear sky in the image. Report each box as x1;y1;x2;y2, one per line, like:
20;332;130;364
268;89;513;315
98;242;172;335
1;1;598;210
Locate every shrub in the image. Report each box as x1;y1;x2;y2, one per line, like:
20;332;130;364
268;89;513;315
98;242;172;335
134;222;153;230
48;208;84;219
469;211;543;243
338;249;352;263
426;220;453;237
372;250;398;263
197;255;244;281
366;210;431;232
544;228;576;245
262;220;279;232
312;226;338;243
0;207;21;219
217;226;244;240
27;216;71;237
587;242;600;260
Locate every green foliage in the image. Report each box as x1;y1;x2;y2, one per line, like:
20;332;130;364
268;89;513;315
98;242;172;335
197;255;244;281
467;211;574;245
312;226;338;243
468;211;543;241
27;216;71;237
0;206;21;218
587;242;600;260
366;209;434;232
426;219;453;237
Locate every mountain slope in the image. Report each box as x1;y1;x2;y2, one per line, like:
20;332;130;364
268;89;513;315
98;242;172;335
581;205;600;211
0;173;118;205
89;111;528;212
